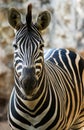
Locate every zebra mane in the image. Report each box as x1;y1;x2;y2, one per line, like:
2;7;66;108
26;4;32;30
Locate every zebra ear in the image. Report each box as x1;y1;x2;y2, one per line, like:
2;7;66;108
36;11;51;31
8;8;23;30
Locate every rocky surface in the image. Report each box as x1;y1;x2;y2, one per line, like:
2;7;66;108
0;46;14;121
0;121;11;130
0;0;84;127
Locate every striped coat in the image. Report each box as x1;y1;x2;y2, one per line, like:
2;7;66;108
8;4;84;130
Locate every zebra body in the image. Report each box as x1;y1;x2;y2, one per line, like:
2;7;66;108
8;4;84;130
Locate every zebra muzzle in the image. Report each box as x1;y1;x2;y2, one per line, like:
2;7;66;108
22;76;37;95
20;67;37;95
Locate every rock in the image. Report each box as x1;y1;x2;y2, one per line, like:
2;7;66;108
0;62;13;97
0;121;11;130
0;47;14;121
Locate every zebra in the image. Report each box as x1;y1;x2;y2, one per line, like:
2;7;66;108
8;4;84;130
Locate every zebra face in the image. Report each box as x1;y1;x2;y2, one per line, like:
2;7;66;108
13;25;44;95
8;4;51;95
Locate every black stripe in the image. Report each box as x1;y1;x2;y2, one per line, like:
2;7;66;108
35;85;56;128
10;92;31;126
9;114;27;130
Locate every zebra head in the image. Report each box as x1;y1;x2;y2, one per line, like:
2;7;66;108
8;4;51;96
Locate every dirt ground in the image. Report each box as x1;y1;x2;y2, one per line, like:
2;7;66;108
0;121;11;130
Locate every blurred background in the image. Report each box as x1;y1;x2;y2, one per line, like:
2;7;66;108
0;0;84;129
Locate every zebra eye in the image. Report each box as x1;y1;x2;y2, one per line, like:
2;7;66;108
13;44;18;49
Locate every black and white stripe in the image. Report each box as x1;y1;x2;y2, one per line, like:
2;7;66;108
8;13;84;130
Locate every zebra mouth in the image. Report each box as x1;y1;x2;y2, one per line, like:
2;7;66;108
21;76;37;95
